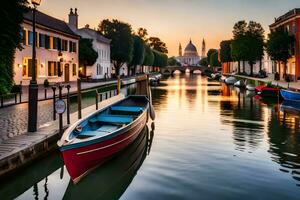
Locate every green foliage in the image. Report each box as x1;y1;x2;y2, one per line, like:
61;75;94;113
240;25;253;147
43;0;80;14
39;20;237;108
199;57;208;66
266;28;294;64
220;40;232;63
98;19;133;75
129;35;145;71
149;37;168;54
143;45;154;66
43;79;49;88
0;0;28;94
207;49;218;65
11;84;22;93
167;57;178;66
266;81;273;88
210;51;221;67
152;50;167;67
137;28;149;44
79;38;98;67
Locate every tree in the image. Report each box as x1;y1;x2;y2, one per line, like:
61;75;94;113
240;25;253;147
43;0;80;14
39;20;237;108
210;51;221;67
152;50;167;67
231;20;248;74
220;40;232;63
98;19;133;75
137;28;149;44
199;57;208;66
207;49;218;66
266;28;294;77
0;0;28;94
79;38;98;69
167;57;178;66
129;35;145;75
245;21;265;76
149;37;168;54
143;45;154;67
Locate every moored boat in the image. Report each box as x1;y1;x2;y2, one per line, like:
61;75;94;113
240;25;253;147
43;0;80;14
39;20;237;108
224;77;237;85
246;84;256;91
280;89;300;102
58;94;150;183
281;100;300;115
234;80;245;88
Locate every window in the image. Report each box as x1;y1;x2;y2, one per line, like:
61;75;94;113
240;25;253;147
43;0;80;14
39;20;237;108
97;64;103;75
28;31;33;45
62;40;68;51
72;42;77;53
23;59;37;77
48;61;59;76
39;34;45;48
45;35;50;49
21;29;26;45
53;37;60;50
72;64;76;76
69;41;77;52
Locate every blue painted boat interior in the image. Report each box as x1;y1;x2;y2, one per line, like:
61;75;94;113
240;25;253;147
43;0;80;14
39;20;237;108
69;96;148;140
281;90;300;101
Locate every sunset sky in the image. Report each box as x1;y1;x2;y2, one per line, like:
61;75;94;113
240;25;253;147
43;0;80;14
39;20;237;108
39;0;300;56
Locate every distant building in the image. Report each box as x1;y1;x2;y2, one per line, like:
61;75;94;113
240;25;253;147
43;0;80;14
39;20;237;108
176;39;204;66
270;8;300;81
201;39;206;57
68;8;112;80
14;10;80;85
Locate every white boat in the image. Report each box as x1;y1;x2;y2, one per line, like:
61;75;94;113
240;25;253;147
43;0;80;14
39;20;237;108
224;77;237;85
234;80;245;88
246;84;256;91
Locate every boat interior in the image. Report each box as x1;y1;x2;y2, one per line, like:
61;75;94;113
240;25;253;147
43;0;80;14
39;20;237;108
70;96;148;140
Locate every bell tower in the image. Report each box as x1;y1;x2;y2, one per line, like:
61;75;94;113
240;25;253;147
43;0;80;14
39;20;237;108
201;39;206;57
179;43;182;56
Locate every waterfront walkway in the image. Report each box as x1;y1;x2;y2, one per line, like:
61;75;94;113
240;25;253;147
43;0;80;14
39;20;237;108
232;74;300;90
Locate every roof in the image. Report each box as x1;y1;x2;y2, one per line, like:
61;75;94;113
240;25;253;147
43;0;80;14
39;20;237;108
77;28;111;44
184;40;199;57
270;8;300;27
23;10;79;38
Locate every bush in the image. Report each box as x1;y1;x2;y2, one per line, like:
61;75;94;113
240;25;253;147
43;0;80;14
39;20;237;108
11;84;22;93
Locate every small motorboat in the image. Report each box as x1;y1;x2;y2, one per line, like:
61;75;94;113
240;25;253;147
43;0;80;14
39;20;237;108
224;77;237;85
211;73;221;80
280;89;300;102
246;84;256;91
58;94;150;183
255;85;267;93
234;80;245;88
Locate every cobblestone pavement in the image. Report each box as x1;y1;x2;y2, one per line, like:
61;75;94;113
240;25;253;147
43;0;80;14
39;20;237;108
0;100;54;142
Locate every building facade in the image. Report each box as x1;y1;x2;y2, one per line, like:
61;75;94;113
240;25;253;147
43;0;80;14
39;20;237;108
14;10;80;85
270;8;300;81
68;8;112;80
176;39;205;66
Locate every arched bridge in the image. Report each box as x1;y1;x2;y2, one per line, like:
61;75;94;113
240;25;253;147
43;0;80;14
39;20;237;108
160;65;208;75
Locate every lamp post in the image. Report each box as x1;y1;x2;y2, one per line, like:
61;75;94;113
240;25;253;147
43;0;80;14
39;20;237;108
28;0;41;132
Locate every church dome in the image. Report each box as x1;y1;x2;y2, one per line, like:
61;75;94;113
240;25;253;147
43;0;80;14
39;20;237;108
184;40;199;57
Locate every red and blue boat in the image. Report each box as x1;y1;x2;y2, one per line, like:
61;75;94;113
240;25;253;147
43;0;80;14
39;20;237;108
58;94;150;183
256;85;280;98
280;89;300;102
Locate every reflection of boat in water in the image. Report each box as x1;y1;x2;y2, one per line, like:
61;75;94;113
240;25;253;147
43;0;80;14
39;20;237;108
281;100;300;115
63;124;153;200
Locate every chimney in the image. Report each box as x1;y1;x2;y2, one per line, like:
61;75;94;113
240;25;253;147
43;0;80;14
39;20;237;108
68;8;78;30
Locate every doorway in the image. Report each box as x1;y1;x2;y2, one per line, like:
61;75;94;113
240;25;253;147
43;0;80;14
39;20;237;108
64;64;70;82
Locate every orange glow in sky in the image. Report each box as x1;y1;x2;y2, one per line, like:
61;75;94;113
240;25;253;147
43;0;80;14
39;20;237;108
39;0;300;56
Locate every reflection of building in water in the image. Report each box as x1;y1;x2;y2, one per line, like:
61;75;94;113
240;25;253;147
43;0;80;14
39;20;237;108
268;107;300;184
219;87;264;152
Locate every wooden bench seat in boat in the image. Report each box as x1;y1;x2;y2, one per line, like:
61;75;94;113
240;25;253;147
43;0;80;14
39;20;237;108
88;114;134;124
79;125;119;137
110;106;144;114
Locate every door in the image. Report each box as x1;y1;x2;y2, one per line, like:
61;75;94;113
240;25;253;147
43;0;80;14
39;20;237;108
64;64;70;82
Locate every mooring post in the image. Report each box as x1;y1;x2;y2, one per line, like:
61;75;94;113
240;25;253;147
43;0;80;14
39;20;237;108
77;78;82;119
44;88;47;99
14;93;17;104
0;95;3;108
95;90;99;110
58;84;63;136
66;84;71;125
117;76;121;95
52;86;56;121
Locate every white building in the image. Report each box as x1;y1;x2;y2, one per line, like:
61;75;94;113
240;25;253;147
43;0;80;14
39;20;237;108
14;10;80;85
68;8;112;80
176;39;205;66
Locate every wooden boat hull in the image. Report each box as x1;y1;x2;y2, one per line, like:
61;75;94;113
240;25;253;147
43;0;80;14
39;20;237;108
280;89;300;102
61;111;147;183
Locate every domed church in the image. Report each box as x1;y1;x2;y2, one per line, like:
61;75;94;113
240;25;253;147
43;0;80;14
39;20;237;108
176;39;206;66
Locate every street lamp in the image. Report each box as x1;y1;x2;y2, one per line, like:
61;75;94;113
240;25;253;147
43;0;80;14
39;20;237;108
28;0;41;132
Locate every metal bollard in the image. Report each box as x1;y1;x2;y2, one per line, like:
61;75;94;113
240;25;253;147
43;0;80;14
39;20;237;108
58;85;63;136
66;84;71;125
52;86;56;120
44;88;47;99
19;92;22;103
77;78;82;119
95;90;99;110
14;93;17;104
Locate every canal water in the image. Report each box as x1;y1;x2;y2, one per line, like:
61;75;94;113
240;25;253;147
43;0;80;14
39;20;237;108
1;74;300;199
